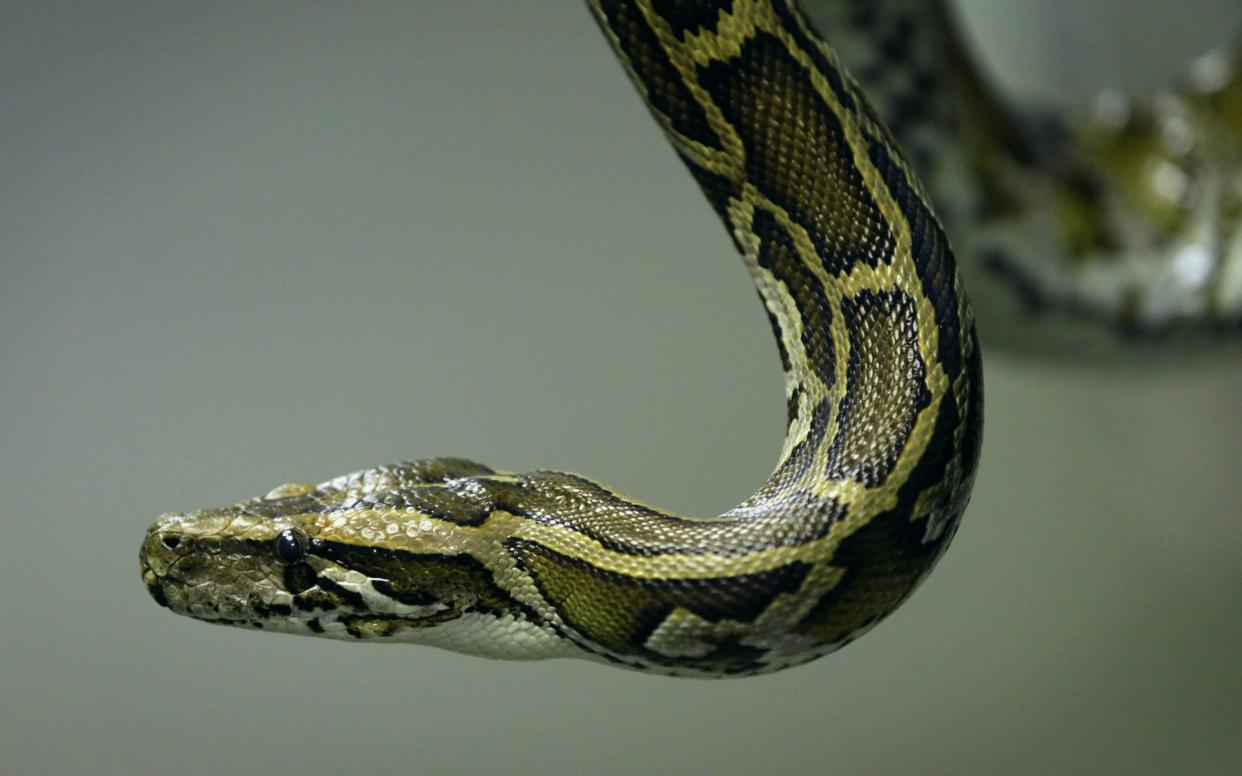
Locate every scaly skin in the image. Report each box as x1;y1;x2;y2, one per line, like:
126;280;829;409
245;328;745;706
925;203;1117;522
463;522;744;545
140;0;982;677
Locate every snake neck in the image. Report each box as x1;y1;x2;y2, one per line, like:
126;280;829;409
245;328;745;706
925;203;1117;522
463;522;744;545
809;0;1242;353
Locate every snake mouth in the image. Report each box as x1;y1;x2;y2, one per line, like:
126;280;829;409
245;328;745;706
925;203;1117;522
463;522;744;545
139;526;175;609
139;550;170;608
145;579;170;608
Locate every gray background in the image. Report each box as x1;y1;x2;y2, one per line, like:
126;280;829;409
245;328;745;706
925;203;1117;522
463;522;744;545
3;2;1241;774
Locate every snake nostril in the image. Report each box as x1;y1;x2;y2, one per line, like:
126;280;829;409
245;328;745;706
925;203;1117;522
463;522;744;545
161;534;182;550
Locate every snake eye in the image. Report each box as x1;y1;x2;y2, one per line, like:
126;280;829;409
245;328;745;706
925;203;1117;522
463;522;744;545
274;528;308;565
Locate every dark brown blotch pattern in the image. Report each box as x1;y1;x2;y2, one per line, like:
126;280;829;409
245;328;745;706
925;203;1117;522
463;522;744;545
826;289;931;486
700;31;896;276
594;0;722;149
509;538;812;672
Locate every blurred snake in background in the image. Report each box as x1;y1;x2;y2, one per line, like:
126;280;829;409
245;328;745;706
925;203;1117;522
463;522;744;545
139;0;1239;676
819;0;1241;354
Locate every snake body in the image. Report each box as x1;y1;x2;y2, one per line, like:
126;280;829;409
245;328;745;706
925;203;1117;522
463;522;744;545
815;0;1242;353
139;0;983;677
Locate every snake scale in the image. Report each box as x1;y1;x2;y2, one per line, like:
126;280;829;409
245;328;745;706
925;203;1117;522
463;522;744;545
140;0;1235;677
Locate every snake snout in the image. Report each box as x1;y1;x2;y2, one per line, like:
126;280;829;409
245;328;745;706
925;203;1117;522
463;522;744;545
139;512;214;611
140;515;193;574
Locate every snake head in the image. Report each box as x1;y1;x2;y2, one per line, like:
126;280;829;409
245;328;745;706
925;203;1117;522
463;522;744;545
138;463;566;655
139;499;330;629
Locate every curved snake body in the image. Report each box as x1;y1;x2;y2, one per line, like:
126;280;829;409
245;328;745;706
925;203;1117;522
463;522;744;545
141;0;984;677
